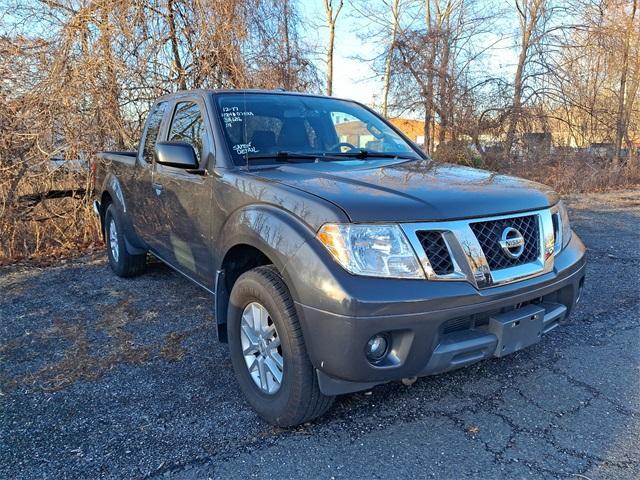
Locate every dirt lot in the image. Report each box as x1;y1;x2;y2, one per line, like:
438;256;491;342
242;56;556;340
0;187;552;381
1;190;639;479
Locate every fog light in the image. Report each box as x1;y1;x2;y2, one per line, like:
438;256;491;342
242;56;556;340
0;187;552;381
366;334;389;362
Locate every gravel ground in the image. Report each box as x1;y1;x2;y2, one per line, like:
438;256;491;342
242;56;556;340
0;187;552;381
1;190;639;479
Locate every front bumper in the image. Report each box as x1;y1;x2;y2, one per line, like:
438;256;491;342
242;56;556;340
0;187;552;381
292;233;586;395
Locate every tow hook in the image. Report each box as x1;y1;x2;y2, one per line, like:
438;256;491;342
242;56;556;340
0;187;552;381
401;376;417;386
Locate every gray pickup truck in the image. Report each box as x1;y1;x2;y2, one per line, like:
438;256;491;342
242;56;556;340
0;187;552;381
94;89;586;426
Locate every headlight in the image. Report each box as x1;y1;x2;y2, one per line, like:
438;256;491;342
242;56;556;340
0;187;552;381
317;224;425;279
552;201;572;252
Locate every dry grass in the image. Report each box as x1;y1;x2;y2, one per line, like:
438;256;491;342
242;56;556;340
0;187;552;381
501;154;640;194
20;301;152;392
1;299;206;393
160;331;194;362
435;146;640;194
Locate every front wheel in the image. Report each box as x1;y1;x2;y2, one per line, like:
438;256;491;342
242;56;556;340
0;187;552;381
227;266;335;426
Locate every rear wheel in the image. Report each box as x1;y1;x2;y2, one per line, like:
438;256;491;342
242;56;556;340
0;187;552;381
228;265;335;426
104;204;146;278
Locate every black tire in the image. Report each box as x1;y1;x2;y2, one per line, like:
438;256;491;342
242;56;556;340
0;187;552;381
104;204;146;278
227;265;335;426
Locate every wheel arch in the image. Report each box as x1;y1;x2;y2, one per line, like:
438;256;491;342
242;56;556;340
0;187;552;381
215;243;276;342
214;205;315;342
98;191;113;240
99;174;146;255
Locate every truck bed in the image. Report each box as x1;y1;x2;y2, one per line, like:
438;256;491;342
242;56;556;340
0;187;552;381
95;151;138;191
98;151;137;167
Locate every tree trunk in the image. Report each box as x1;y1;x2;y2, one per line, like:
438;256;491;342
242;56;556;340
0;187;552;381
437;28;450;145
505;0;544;159
424;1;437;154
613;0;637;166
504;50;526;158
382;0;401;117
283;0;292;90
327;23;335;95
425;69;435;153
167;0;187;90
423;100;431;154
324;0;344;96
98;10;127;148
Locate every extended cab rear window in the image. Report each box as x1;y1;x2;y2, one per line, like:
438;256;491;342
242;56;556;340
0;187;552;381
214;93;418;165
168;102;207;164
142;102;167;163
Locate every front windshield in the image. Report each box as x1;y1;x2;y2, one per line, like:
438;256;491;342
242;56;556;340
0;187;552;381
214;93;421;165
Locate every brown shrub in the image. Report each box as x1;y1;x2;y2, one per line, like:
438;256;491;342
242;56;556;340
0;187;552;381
498;153;640;194
0;166;101;266
443;147;640;194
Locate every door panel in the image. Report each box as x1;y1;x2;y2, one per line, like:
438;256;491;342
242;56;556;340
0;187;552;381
152;100;215;289
130;101;168;251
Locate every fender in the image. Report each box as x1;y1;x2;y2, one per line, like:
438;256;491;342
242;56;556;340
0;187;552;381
213;204;321;340
99;172;147;255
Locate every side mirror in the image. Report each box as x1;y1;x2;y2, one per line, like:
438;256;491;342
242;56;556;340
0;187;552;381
155;142;199;169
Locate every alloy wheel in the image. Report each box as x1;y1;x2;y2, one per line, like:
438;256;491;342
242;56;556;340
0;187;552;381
240;301;284;394
109;218;119;263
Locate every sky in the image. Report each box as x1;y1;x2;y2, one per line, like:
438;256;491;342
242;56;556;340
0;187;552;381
298;0;519;107
299;0;391;104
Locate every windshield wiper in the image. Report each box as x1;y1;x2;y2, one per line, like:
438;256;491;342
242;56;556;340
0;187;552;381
327;149;417;160
244;150;418;164
244;151;319;163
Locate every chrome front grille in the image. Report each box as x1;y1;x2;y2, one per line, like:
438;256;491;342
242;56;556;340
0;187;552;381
415;231;454;275
470;215;540;270
401;208;555;288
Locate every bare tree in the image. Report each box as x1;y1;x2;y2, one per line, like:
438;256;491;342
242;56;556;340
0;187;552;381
249;0;320;91
391;0;495;154
542;0;639;154
423;0;462;153
167;0;187;90
504;0;549;157
324;0;344;96
0;0;320;262
422;0;441;153
614;0;638;164
382;0;402;117
350;0;407;114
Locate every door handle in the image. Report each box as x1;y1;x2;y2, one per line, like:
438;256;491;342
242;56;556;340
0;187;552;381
152;183;164;196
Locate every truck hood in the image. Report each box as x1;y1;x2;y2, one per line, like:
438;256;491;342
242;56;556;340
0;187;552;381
251;159;558;222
